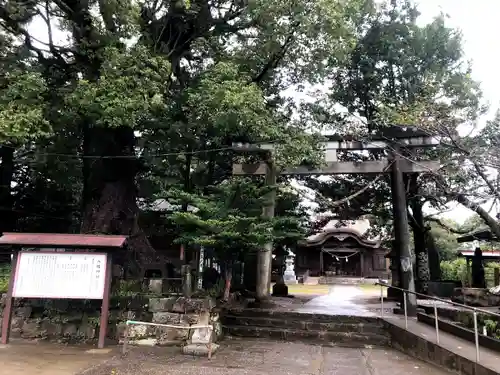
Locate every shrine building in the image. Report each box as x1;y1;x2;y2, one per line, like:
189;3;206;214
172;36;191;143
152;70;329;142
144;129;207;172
294;219;389;282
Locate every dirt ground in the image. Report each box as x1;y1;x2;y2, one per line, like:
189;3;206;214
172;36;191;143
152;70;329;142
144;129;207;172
0;339;118;375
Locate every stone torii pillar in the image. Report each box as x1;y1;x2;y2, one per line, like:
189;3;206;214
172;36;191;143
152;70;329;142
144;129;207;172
256;155;276;301
390;147;417;314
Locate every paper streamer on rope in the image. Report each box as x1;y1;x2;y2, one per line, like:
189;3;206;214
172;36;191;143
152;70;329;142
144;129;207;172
400;256;412;272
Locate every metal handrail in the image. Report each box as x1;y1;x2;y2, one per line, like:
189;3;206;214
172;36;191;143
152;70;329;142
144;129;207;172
376;281;500;318
377;281;500;363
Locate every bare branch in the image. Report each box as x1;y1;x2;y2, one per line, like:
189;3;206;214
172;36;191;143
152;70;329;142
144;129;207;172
251;20;301;84
424;216;471;234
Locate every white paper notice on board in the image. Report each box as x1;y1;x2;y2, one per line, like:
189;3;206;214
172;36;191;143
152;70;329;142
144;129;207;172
13;252;107;299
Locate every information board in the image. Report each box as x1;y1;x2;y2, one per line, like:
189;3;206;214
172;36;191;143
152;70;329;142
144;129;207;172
13;252;107;299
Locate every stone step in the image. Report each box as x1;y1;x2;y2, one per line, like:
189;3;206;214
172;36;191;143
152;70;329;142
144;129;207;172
223;308;380;324
223;325;390;347
222;315;385;335
318;277;361;285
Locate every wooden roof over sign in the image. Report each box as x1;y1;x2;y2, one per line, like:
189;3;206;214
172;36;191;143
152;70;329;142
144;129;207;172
0;232;128;248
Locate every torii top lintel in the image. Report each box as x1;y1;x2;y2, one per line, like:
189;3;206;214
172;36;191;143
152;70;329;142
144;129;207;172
231;126;440;176
232;126;440;153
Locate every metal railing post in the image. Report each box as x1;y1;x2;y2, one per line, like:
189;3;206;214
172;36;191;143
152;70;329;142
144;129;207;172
403;291;408;329
380;283;384;318
473;309;480;362
433;301;440;344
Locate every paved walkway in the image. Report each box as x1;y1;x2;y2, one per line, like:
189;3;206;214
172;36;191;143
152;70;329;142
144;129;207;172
80;339;449;375
294;284;387;316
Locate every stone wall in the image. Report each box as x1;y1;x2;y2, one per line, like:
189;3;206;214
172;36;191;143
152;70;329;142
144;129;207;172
123;296;223;346
0;294;221;346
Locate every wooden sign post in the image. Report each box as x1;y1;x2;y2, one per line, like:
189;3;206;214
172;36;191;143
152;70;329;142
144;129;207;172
1;251;113;348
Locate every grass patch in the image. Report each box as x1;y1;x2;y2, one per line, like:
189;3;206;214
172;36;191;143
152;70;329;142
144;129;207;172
357;283;381;291
271;284;331;296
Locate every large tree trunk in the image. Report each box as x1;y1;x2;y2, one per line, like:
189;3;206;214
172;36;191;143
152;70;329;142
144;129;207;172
0;146;14;262
81;125;155;276
0;146;14;232
408;175;430;292
410;203;430;291
425;231;441;280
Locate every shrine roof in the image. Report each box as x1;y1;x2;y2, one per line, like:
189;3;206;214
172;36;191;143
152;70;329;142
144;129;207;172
458;250;500;258
0;232;127;248
300;219;381;248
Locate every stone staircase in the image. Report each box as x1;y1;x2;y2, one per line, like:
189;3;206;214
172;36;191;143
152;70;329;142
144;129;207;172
221;308;389;347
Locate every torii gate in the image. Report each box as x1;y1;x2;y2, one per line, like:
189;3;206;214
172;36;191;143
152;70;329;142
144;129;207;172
232;126;440;314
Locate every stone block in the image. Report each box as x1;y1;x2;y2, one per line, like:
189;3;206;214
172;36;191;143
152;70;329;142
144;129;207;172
172;297;215;313
154;311;202;325
152;312;182;324
156;326;189;345
11;316;24;330
78;321;97;339
182;343;219;356
22;321;40;338
452;287;500;307
148;298;176;312
111;296;147;310
210;315;223;342
40;320;63;337
126;323;155;340
62;323;78;338
149;279;164;295
134;338;157;346
116;322;127;340
14;306;32;318
190;327;211;344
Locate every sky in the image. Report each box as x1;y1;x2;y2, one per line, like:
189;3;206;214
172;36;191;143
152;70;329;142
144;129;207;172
290;0;500;224
27;0;499;224
417;0;500;117
417;0;500;222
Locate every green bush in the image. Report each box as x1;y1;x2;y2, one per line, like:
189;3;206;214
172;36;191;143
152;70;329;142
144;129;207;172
441;259;500;287
0;264;10;293
440;258;468;284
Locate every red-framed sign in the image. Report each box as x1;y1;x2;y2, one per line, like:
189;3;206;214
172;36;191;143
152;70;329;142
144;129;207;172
1;250;113;348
